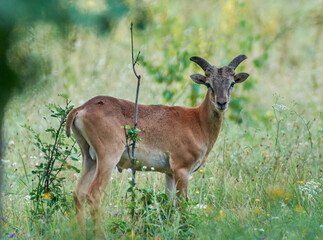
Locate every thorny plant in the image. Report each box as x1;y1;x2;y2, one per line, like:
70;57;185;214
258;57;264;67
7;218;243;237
25;94;80;220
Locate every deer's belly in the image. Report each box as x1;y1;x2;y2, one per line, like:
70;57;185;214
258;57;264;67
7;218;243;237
117;146;171;174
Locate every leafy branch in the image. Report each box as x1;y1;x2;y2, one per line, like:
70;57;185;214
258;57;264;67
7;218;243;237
25;95;80;220
122;22;142;225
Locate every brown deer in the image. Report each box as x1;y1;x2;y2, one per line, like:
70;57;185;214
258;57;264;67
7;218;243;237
66;55;249;236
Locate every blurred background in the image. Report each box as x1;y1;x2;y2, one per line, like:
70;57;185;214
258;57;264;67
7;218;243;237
2;0;323;128
1;0;322;239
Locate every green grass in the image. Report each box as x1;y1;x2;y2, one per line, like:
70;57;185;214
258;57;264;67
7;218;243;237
1;0;323;239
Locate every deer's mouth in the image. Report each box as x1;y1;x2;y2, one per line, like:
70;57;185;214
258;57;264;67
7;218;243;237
216;104;228;112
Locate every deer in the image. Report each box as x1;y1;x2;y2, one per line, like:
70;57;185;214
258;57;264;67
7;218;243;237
66;54;249;237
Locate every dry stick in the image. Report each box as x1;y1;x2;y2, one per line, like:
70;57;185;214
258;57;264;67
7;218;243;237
130;22;141;222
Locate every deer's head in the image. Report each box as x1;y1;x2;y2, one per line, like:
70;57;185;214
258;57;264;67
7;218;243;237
190;55;249;112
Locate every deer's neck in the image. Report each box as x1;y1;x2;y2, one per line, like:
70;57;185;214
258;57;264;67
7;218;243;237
198;91;224;150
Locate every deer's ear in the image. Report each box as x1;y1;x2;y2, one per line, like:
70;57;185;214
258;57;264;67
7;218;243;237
234;72;249;83
190;74;206;85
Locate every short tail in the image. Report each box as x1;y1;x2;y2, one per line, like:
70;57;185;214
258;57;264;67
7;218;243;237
66;108;80;137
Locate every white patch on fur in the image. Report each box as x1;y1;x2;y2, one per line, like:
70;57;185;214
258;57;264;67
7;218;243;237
117;145;171;173
89;146;96;161
74;111;97;161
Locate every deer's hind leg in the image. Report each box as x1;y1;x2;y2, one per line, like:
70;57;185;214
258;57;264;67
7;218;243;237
72;127;97;236
86;144;125;239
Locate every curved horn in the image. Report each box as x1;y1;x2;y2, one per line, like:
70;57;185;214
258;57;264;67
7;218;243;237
228;54;247;70
190;56;212;71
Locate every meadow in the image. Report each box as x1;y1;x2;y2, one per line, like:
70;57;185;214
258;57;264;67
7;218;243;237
1;0;322;239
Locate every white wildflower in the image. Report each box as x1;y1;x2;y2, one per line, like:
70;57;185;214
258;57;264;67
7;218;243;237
298;180;321;205
8;140;15;145
273;104;289;111
194;204;207;209
151;167;155;171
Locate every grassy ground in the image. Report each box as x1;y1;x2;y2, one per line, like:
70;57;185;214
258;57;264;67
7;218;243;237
1;0;323;239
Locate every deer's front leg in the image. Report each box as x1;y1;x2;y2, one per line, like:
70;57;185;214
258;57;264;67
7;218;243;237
173;168;190;201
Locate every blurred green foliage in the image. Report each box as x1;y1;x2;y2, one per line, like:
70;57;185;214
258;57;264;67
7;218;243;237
1;0;323;239
139;0;274;124
0;0;128;235
0;0;129;114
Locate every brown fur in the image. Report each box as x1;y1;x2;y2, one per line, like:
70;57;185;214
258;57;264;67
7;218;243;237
66;55;249;237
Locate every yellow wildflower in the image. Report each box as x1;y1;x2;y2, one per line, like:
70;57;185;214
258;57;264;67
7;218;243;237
255;198;260;202
284;197;289;201
266;213;270;217
266;155;270;158
216;209;226;220
295;205;304;213
298;181;304;185
255;166;258;170
223;1;235;16
271;189;285;198
262;151;265;155
255;207;263;213
195;191;200;195
205;205;213;213
226;150;230;154
199;169;204;173
3;222;9;229
265;110;273;118
128;229;135;238
265;17;279;37
43;192;51;200
267;185;287;198
246;149;250;154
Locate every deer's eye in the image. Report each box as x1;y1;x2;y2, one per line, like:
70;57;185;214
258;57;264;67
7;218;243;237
230;82;235;88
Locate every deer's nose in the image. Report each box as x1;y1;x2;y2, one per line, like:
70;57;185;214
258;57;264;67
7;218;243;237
217;101;227;108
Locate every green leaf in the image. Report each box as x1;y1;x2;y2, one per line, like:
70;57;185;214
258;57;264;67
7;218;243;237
58;94;69;100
